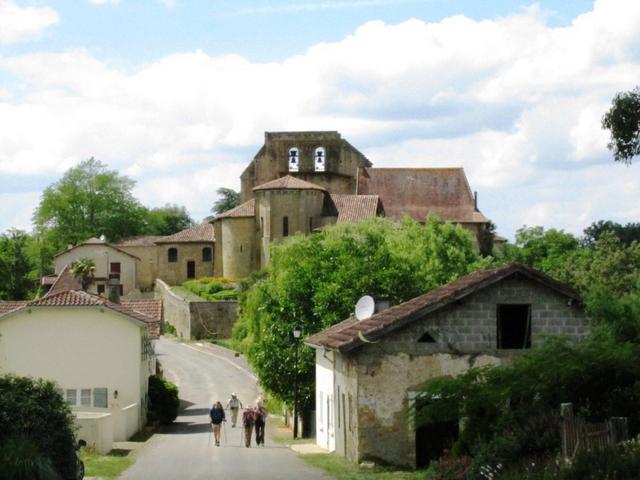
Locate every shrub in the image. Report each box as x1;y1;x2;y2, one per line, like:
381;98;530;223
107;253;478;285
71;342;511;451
162;322;177;336
0;435;60;480
434;451;470;480
0;374;78;479
148;375;179;424
560;440;640;480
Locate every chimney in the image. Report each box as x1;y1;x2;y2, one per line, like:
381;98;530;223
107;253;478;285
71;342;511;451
375;300;391;313
474;191;479;212
108;277;120;304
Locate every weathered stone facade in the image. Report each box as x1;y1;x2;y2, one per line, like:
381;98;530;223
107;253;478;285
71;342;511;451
156;242;214;286
307;265;589;468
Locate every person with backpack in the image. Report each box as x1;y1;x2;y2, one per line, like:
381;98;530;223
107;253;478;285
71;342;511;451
226;393;243;427
209;401;226;446
254;400;268;447
242;407;255;448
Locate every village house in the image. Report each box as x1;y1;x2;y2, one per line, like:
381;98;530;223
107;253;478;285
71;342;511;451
0;269;161;453
305;263;589;468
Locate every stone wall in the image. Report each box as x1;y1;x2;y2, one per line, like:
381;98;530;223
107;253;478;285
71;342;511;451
344;275;589;468
156;242;215;286
155;279;237;340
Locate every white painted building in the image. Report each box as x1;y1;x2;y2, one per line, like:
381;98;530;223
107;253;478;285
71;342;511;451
0;281;160;453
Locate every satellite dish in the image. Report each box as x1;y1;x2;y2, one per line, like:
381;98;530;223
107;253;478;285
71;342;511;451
355;295;375;321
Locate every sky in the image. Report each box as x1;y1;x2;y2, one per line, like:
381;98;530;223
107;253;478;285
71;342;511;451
0;0;639;241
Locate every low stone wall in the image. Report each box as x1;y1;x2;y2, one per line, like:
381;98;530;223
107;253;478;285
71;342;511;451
155;279;238;340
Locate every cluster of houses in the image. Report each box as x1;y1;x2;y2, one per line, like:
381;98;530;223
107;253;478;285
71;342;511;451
0;130;590;467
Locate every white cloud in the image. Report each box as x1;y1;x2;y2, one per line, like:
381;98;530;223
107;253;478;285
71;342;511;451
0;0;58;44
1;0;640;237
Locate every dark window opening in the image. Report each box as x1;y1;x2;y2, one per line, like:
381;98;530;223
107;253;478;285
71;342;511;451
168;248;178;263
309;217;313;232
416;419;459;468
187;261;196;279
202;247;212;262
497;304;531;349
418;332;437;343
283;216;289;237
118;285;124;296
97;284;105;295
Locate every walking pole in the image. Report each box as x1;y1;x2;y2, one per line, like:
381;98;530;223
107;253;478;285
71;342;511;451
208;423;211;447
223;420;227;445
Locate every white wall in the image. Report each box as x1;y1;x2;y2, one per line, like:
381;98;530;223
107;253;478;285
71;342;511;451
54;245;138;296
0;306;148;441
75;412;114;454
315;349;335;452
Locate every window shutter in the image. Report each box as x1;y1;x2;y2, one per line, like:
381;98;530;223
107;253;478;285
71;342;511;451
93;388;108;408
66;389;77;405
81;389;92;406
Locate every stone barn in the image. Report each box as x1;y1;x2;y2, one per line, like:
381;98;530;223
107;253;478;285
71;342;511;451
305;263;589;468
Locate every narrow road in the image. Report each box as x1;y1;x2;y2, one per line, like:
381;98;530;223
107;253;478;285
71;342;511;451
120;337;331;480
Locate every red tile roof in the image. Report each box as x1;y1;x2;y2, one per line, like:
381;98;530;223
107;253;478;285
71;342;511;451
120;299;162;323
305;263;581;353
253;175;327;192
215;199;255;220
156;223;215;244
329;194;381;223
53;238;141;260
47;265;82;295
357;167;488;224
115;236;165;247
0;301;28;315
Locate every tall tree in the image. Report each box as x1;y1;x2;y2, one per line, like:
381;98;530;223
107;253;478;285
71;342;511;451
33;158;147;248
211;188;240;215
582;219;640;247
143;204;193;236
602;86;640;165
0;230;37;300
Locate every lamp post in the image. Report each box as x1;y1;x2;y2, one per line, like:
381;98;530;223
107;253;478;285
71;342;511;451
293;325;301;439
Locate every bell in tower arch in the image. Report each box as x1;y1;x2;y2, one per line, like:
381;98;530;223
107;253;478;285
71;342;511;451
288;147;299;172
314;147;325;172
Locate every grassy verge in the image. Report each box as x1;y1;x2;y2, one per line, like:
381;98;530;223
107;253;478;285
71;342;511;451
80;448;135;479
170;285;206;301
302;453;435;480
208;338;237;351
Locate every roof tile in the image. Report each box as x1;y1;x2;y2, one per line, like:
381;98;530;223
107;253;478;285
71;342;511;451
215;199;255;220
156;223;215;243
253;175;327;192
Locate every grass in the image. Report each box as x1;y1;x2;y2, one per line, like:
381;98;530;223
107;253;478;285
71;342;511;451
302;453;435;480
208;338;237;351
80;448;135;479
170;285;206;301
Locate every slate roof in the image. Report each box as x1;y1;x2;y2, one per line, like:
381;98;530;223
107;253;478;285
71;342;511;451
305;263;581;353
357;167;488;224
115;236;165;247
215;199;256;220
253;175;327;192
53;238;141;260
155;223;215;244
328;194;381;223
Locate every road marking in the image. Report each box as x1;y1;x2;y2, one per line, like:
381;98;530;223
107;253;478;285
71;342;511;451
178;343;258;381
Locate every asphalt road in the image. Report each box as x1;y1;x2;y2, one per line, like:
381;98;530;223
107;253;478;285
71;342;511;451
119;337;331;480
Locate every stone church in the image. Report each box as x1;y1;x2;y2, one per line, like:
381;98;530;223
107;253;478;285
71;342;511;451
212;131;491;279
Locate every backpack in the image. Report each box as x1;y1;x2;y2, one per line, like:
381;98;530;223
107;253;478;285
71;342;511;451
210;408;223;423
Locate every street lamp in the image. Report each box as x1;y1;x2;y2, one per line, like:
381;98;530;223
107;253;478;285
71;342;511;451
293;325;302;439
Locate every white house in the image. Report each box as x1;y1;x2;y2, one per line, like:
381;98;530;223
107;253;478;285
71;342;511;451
0;273;161;453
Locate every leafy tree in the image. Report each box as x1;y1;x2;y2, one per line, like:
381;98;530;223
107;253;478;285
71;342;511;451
602;86;640;165
211;187;240;215
143;204;193;236
235;216;488;414
70;257;96;291
582;219;640;247
148;375;180;424
0;229;38;300
0;375;78;479
501;226;579;276
33;158;147;247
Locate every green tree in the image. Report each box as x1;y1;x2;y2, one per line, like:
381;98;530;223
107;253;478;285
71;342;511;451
211;187;240;215
33;158;147;247
0;375;78;479
0;229;38;300
602;86;640;165
235;216;488;415
70;257;96;291
501;226;579;276
143;204;193;236
582;219;640;247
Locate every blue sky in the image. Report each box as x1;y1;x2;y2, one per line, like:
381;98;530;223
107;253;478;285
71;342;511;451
0;0;638;240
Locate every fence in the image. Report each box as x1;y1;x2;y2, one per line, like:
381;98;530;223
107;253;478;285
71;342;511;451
560;402;628;463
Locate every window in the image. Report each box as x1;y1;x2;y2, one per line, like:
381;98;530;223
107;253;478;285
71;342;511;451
97;284;105;295
288;147;299;172
418;331;437;343
314;147;326;172
202;247;212;262
81;389;91;406
118;285;124;296
187;261;196;279
283;216;289;237
93;388;108;408
109;262;121;280
168;248;178;263
66;389;77;405
497;304;531;349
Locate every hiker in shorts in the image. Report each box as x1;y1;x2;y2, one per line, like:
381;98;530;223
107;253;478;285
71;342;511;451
226;393;243;427
209;401;226;446
242;407;255;448
254;400;268;447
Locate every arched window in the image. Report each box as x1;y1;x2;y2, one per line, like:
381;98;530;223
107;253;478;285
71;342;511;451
202;247;212;262
283;216;289;237
288;147;299;172
314;147;325;172
168;247;178;263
